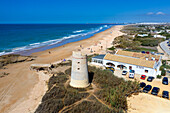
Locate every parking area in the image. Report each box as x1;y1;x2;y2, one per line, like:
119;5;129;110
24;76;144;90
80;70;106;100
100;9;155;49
114;69;170;100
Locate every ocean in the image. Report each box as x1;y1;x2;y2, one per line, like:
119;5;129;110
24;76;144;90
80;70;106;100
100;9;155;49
0;24;115;56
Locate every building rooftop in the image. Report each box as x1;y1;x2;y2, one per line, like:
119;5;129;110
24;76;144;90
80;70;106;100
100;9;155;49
104;53;156;68
30;64;51;68
116;50;160;61
93;54;105;60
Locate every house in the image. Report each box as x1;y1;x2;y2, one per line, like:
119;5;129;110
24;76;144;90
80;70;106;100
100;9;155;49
166;30;170;33
137;34;148;37
155;30;165;34
154;35;166;39
91;50;162;77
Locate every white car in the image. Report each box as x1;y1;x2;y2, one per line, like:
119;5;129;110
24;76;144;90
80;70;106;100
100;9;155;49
129;70;135;79
122;70;127;75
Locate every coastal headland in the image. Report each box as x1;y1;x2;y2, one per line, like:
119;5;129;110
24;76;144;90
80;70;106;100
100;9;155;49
0;25;124;113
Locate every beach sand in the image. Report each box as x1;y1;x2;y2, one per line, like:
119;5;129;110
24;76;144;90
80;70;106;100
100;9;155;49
127;93;170;113
0;25;124;113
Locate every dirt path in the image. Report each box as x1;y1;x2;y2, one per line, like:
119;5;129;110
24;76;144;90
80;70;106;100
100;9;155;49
59;82;112;113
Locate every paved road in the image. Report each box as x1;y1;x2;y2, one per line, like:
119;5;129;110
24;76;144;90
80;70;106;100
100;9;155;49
160;40;170;55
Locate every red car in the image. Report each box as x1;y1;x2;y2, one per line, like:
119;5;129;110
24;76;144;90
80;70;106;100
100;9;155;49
140;75;146;80
146;51;150;54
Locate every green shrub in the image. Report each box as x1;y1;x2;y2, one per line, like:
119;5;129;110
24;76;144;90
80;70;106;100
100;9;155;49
162;60;167;65
161;69;166;76
157;75;162;79
108;46;116;51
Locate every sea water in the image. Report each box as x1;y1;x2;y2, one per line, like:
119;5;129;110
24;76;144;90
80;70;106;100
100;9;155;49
0;24;116;56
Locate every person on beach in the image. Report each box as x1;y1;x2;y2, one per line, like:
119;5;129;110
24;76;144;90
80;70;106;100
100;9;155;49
90;49;93;53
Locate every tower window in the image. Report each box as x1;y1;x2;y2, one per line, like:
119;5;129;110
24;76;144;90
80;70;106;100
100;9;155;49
78;62;80;64
77;68;80;70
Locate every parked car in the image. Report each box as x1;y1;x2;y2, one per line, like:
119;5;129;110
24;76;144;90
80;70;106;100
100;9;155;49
162;91;169;99
147;76;154;82
143;85;152;93
151;52;155;55
140;75;146;80
151;87;160;95
162;77;168;85
146;51;150;54
106;67;115;73
167;70;170;73
122;70;127;75
129;70;135;79
140;82;146;88
141;51;145;54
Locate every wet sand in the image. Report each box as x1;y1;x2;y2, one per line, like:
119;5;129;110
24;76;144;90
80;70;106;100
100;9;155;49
0;25;124;113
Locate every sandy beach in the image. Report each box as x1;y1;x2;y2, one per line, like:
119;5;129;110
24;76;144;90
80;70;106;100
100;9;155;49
0;25;124;113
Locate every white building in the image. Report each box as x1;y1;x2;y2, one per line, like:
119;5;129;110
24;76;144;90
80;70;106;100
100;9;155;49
91;50;162;78
154;35;166;39
137;34;148;37
155;30;165;34
166;30;170;33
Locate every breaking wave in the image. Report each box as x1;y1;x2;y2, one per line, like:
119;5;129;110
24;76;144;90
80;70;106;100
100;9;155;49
0;25;112;56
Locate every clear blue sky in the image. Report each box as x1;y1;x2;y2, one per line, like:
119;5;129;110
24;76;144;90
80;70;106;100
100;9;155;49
0;0;170;23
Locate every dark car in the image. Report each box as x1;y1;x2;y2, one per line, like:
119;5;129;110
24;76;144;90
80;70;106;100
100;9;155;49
162;91;169;99
162;77;168;85
140;82;146;88
151;87;160;95
143;85;152;93
167;70;170;73
147;76;154;82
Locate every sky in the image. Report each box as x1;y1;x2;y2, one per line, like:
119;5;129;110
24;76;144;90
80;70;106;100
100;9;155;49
0;0;170;23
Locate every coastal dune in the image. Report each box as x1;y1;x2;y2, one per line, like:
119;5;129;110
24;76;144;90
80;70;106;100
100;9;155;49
0;25;124;113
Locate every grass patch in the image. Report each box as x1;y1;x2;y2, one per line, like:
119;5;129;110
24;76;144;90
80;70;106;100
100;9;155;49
138;47;157;52
125;47;157;53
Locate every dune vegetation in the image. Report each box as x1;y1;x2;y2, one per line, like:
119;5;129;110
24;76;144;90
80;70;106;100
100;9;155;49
35;62;139;113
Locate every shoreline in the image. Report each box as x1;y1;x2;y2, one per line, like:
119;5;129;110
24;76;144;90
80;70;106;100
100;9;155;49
0;25;124;113
0;24;116;56
32;25;124;63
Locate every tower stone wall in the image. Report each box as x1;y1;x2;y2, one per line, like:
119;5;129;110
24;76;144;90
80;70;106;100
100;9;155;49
70;51;90;88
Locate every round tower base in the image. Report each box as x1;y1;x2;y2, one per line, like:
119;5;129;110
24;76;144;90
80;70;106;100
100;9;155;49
70;79;90;88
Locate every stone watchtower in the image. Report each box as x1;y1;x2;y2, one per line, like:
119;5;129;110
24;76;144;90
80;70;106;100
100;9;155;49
70;51;90;88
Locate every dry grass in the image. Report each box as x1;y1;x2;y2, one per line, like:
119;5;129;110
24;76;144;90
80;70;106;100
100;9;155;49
35;65;139;113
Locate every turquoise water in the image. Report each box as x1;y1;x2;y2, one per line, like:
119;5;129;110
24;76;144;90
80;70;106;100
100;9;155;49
0;24;115;55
